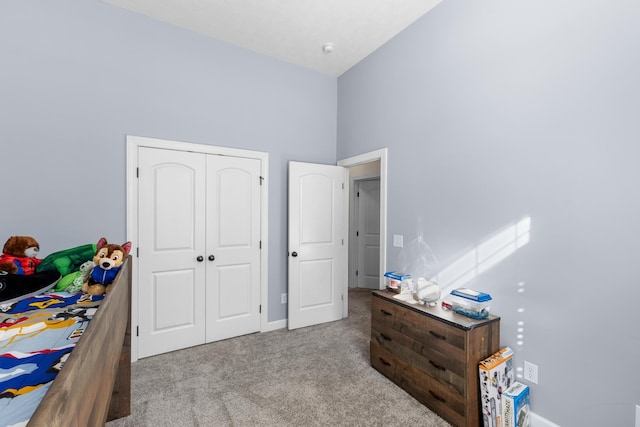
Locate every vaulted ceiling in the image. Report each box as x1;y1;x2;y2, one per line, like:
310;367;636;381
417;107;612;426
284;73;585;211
101;0;442;76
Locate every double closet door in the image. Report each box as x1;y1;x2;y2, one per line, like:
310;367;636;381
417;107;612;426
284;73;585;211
137;147;261;358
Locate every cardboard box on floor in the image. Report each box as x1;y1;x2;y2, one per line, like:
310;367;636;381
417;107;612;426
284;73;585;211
479;347;515;427
502;381;530;427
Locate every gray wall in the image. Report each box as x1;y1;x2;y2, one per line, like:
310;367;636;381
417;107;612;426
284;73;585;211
0;0;337;322
5;0;640;424
338;1;640;426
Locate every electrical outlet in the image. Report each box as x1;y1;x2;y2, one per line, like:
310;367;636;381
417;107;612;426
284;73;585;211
635;404;639;427
523;361;538;384
281;293;287;304
393;234;404;248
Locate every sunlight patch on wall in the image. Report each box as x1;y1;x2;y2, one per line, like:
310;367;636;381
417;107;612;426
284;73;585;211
435;217;531;292
515;280;528;357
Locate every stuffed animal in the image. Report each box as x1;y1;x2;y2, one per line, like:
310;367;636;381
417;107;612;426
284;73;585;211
37;243;97;277
55;260;95;293
38;243;98;292
82;238;131;296
412;277;441;306
0;236;42;275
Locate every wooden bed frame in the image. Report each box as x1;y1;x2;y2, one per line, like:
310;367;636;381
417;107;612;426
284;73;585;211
27;257;132;426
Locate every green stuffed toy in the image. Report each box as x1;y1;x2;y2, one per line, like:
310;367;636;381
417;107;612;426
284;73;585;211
36;243;97;291
55;260;94;292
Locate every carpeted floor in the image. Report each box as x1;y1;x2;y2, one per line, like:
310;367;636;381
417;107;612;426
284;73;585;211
106;288;451;427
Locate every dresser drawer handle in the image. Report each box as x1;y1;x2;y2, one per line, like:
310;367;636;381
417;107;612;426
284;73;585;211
379;357;391;367
429;390;446;403
429;360;446;371
380;333;392;341
380;309;393;316
429;330;446;341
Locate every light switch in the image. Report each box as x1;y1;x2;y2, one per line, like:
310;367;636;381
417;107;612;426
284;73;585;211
393;234;404;248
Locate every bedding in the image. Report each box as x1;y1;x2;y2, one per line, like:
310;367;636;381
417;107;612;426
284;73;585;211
0;289;105;426
0;271;61;306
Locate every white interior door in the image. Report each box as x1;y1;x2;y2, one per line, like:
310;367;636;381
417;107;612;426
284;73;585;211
206;155;261;342
138;147;207;358
356;179;380;289
288;161;347;330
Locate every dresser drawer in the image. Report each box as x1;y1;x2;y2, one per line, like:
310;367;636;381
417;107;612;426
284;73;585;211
417;371;466;427
372;318;466;395
371;341;466;427
371;295;406;329
372;296;466;352
370;342;427;401
370;341;399;380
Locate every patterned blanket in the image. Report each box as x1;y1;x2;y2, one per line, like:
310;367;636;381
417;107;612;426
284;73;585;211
0;292;104;427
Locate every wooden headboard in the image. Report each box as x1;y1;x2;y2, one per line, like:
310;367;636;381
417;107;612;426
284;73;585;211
27;257;132;427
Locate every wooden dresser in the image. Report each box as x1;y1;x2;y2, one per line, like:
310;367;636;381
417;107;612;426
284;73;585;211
370;290;500;427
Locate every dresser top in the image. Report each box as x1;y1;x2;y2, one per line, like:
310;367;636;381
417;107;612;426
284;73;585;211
372;289;500;331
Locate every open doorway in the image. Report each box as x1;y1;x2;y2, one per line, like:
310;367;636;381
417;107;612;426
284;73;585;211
338;149;388;316
350;171;380;289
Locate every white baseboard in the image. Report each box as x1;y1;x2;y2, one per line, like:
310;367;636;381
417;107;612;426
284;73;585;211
263;319;286;332
531;411;561;427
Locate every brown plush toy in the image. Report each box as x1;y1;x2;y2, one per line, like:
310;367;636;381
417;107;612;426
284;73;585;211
0;236;42;275
81;237;131;296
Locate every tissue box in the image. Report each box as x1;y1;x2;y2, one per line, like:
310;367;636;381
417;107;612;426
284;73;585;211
479;347;515;427
502;382;530;427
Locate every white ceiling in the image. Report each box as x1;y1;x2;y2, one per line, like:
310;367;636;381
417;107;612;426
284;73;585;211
101;0;442;76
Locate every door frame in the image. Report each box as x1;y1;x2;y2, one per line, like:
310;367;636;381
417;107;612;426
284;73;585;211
338;148;388;317
126;135;269;362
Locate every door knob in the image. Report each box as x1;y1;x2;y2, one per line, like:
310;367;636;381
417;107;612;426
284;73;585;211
196;256;204;262
291;251;298;257
208;255;215;261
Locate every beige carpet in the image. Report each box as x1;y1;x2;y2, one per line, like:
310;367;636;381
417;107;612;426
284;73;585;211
106;288;451;427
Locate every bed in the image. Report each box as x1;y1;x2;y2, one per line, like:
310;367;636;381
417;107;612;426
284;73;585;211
0;257;131;427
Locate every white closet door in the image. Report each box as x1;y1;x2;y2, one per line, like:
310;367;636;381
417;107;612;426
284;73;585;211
138;147;207;358
205;155;262;342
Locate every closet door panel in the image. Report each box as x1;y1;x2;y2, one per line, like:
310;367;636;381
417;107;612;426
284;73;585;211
138;147;207;358
205;155;261;342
